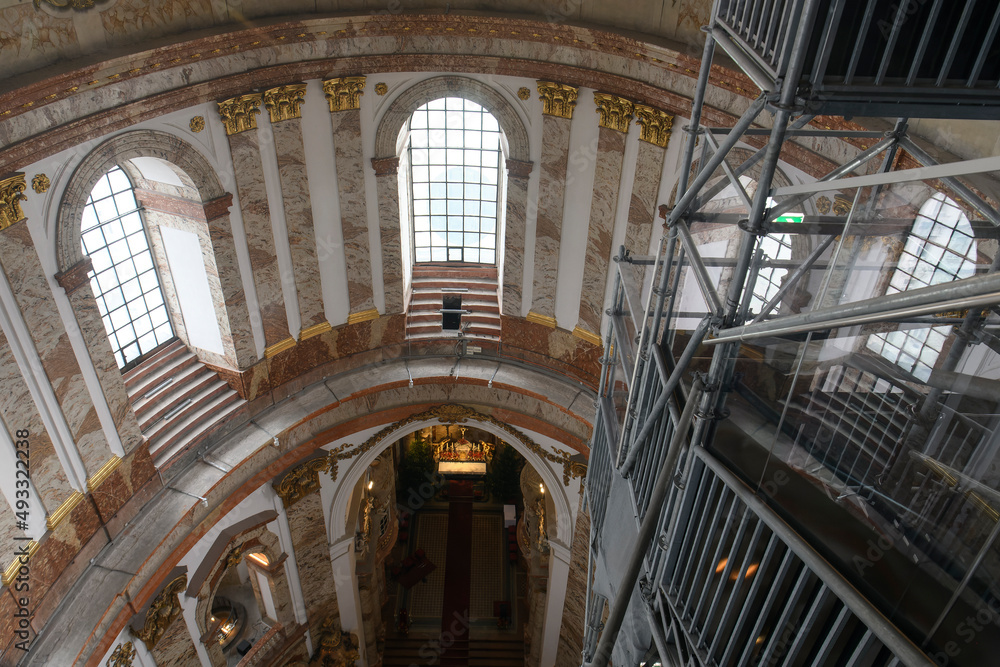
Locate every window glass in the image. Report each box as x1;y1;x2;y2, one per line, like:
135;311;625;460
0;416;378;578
82;167;174;369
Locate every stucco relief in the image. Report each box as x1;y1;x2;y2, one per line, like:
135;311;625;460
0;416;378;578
0;4;76;74
100;0;214;41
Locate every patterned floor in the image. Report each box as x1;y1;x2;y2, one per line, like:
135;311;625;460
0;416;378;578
469;513;504;619
409;512;449;618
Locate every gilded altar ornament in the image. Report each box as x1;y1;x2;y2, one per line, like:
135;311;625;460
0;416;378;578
130;575;187;650
537;81;578;119
593;93;634;133
31;173;50;194
107;641;136;667
374;82;388;96
274;457;331;508
517;87;531;100
0;173;27;231
634;104;674;148
217;93;263;135
323;76;366;112
189;116;205;133
309;617;360;667
263;84;308;123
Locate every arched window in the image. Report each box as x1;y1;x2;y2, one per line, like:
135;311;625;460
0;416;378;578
750;233;793;316
866;193;976;381
405;97;504;264
81;166;174;369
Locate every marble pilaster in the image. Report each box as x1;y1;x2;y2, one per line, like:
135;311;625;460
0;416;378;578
0;221;114;481
555;500;590;667
503;159;533;316
577;125;628;337
287;493;339;641
371;157;403;315
227;130;291;347
204;196;258;368
147;616;200;667
0;332;73;515
329;108;376;316
271;118;327;331
624;139;667;257
55;259;143;454
530;115;573;320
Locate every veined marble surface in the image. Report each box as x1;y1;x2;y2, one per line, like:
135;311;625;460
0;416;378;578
229;130;291;347
374;172;403;315
206;209;259;368
531;115;572;319
624;139;666;257
503;172;530;316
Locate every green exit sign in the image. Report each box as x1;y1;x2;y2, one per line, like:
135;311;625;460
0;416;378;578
775;214;804;223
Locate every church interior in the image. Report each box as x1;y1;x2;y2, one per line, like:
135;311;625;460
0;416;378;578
0;1;999;666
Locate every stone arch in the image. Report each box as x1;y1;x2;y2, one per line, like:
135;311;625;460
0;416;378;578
327;405;576;547
56;129;226;272
373;76;530;162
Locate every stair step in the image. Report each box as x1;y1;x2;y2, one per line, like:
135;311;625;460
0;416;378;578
151;392;245;468
143;379;231;440
123;340;188;392
136;370;223;431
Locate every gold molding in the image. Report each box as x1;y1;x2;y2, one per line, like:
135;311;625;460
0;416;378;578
274;458;330;508
217;93;262;135
46;491;84;530
536;81;578;119
323;76;366;112
264;337;297;359
374;82;388;96
189;116;205;133
263;83;307;123
0;173;27;231
634;104;674;148
224;543;247;570
832;194;853;216
107;641;136;667
517;87;531;100
325;404;585;486
572;326;602;347
593;93;633;133
130;575;187;650
347;308;380;325
300;321;332;340
2;541;38;587
87;455;122;492
526;311;557;328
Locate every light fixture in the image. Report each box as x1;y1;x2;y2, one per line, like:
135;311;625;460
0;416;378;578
368;480;374;491
715;557;729;574
539;483;545;494
247;552;269;567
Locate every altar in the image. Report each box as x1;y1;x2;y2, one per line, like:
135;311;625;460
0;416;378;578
434;428;493;477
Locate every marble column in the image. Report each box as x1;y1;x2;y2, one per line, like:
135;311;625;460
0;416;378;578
625;105;673;256
203;194;258;368
371;156;403;315
503;159;533;316
54;257;143;455
263;85;329;338
329;535;367;665
529;82;578;326
0;183;115;487
575;94;633;343
0;332;74;517
218;93;292;352
324;77;377;323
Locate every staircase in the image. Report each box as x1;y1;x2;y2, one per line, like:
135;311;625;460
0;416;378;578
382;636;524;667
124;340;245;469
406;265;501;342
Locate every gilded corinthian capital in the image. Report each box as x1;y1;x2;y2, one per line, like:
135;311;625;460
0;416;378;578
217;93;263;135
633;104;674;148
0;174;27;231
537;81;578;119
129;575;187;650
263;84;308;123
593;93;634;133
323;76;366;112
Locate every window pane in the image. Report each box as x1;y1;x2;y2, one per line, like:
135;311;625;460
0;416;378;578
81;166;173;369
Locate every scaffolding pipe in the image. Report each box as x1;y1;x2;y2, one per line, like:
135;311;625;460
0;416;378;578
707;270;1000;345
897;137;1000;227
589;378;704;667
677;0;723;199
621;318;710;476
750;235;836;323
674;221;725;317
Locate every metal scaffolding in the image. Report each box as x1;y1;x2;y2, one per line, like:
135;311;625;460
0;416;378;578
584;1;1000;665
